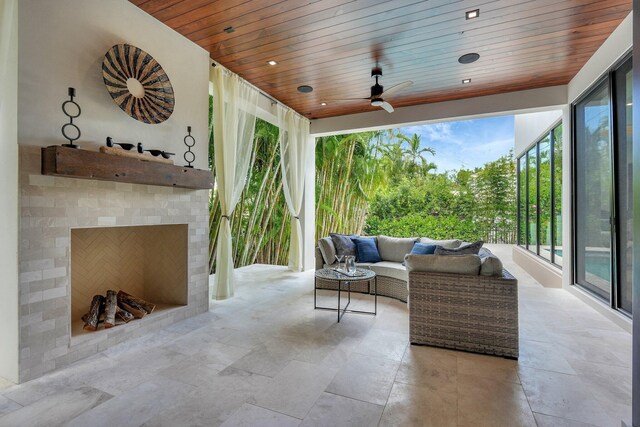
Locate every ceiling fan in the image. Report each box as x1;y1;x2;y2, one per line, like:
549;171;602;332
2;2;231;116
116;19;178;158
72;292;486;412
325;67;413;113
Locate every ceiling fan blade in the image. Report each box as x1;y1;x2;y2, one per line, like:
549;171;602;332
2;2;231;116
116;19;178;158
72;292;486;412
380;101;394;113
381;80;413;98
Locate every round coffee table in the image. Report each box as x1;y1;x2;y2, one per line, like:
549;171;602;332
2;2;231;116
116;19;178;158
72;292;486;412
314;268;377;322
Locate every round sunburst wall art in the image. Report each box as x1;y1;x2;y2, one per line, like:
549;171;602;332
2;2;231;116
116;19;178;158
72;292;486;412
102;44;174;124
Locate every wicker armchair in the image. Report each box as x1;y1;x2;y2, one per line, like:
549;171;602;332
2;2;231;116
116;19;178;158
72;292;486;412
407;266;519;359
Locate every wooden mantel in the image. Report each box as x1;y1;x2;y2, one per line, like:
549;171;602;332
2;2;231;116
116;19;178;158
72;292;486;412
41;146;213;190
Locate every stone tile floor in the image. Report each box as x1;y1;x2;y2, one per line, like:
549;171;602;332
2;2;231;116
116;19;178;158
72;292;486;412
0;245;631;426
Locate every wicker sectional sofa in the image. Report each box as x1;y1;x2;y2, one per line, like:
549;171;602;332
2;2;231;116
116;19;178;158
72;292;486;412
315;235;519;358
405;254;519;359
315;235;463;302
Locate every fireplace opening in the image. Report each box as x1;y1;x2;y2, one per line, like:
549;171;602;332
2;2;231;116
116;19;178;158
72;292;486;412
70;224;188;338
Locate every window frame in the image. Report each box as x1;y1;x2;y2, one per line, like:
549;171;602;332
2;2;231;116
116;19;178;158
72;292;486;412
516;121;563;267
570;51;632;316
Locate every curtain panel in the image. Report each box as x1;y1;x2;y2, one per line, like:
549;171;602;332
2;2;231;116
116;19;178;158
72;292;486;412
277;106;311;272
211;66;259;299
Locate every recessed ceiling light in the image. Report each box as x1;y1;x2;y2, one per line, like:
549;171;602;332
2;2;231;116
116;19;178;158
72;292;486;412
267;60;277;66
320;102;327;106
223;26;235;33
465;9;479;20
458;53;480;64
462;79;471;84
297;85;313;93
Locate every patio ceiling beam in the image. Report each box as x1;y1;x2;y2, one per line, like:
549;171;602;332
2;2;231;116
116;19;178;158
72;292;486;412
309;84;567;137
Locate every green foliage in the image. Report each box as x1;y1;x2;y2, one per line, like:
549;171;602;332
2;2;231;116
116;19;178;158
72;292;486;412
363;152;516;243
316;127;517;244
208;99;290;272
208;94;517;273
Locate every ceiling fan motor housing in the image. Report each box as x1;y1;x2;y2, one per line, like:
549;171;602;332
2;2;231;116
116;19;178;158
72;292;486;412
371;67;384;98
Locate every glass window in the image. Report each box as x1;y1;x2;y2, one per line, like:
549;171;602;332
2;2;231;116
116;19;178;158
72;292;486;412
527;146;538;252
538;136;552;260
573;55;633;315
553;125;563;267
574;80;613;301
516;123;562;267
615;57;633;313
518;156;527;246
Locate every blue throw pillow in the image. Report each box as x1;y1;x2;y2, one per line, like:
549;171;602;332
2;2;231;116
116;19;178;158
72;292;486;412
410;242;437;255
351;237;382;263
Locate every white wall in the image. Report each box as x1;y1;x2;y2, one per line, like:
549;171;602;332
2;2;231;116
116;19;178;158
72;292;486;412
514;110;563;157
0;0;20;383
19;0;210;169
568;13;632;103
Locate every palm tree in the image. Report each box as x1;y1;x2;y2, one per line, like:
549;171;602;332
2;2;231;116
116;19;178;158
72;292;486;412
399;133;435;165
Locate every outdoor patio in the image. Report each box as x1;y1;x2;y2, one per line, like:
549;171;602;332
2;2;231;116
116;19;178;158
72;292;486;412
0;245;630;427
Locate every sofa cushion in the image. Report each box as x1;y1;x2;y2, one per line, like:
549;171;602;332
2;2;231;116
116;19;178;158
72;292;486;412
480;256;504;276
330;233;357;257
351;237;382;263
409;242;438;255
478;249;504;276
369;261;407;282
318;237;337;265
435;240;483;255
377;235;418;263
405;254;481;275
419;237;462;249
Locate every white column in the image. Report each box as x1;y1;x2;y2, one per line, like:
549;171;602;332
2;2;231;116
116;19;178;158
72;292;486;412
0;0;20;383
300;135;316;271
629;4;640;426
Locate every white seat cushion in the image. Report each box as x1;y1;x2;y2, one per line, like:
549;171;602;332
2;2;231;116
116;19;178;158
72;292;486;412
369;261;407;282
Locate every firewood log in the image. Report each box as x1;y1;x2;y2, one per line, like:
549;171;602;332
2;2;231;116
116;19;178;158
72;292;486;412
117;290;155;314
104;290;118;328
81;313;104;324
83;295;105;331
118;301;146;319
115;306;134;323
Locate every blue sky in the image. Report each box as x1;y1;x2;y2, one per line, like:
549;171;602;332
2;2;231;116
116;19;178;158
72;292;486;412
399;115;514;172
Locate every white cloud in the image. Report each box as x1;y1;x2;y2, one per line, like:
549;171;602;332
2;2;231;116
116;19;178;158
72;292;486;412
398;116;514;172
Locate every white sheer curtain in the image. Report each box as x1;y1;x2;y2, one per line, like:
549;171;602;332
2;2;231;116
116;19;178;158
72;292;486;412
211;66;259;299
277;106;310;272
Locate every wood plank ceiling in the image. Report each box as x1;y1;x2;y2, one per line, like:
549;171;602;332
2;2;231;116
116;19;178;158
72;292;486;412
131;0;632;120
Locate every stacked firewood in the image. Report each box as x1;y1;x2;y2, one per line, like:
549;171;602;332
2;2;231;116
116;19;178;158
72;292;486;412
82;290;156;331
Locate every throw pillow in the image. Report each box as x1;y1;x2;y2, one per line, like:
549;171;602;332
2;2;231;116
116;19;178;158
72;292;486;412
402;242;438;266
377;235;419;263
409;242;437;255
330;233;357;258
317;237;336;265
434;240;484;255
419;237;462;249
351;237;382;263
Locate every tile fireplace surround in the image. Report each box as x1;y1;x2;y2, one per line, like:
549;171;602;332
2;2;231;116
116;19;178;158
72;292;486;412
17;146;210;382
